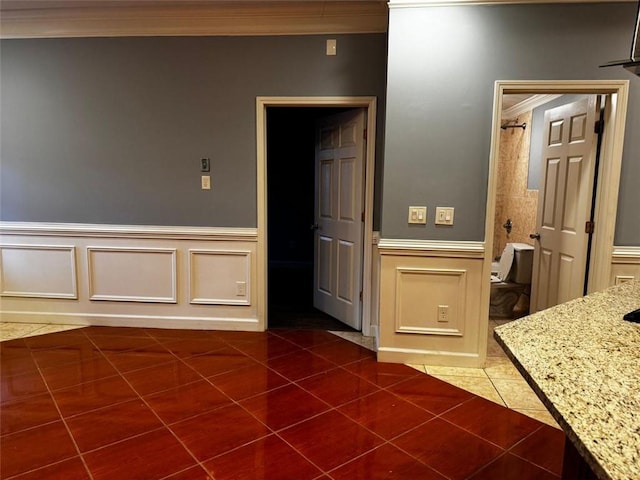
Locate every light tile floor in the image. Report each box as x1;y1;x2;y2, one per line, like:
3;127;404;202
408;318;560;429
1;319;559;429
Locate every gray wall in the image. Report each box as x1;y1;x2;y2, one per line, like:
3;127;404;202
383;3;640;245
0;34;387;228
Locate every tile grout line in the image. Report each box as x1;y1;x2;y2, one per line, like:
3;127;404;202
92;332;227;479
21;327;97;480
3;324;563;479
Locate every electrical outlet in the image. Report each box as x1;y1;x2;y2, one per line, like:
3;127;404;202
437;305;449;322
236;281;246;296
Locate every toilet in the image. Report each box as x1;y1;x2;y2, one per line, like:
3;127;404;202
490;243;535;318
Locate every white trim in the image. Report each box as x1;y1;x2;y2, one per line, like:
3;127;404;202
0;2;389;39
377;346;481;368
0;311;261;331
502;94;562;120
1;224;260;331
378;239;485;258
485;80;629;311
612;246;640;264
0;222;257;242
87;246;178;303
0;244;78;299
394;267;466;336
188;249;252;305
256;96;377;336
388;0;634;7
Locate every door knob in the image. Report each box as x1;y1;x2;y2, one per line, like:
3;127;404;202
529;232;541;240
310;224;320;231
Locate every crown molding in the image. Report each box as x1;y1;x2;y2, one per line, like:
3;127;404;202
0;1;389;38
388;0;635;7
502;94;563;119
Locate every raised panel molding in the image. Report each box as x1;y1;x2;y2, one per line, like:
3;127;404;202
189;249;251;305
0;222;259;331
87;247;177;303
0;244;78;299
394;267;466;336
610;246;640;285
378;239;486;367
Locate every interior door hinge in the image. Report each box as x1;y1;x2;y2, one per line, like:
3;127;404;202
585;221;595;234
363;129;367;140
359;291;363;302
594;120;604;134
361;211;365;222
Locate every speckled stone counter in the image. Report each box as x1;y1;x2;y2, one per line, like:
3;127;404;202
494;281;640;480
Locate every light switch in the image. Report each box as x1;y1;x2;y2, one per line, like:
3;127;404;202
408;206;427;225
326;39;337;56
435;207;454;225
201;175;211;190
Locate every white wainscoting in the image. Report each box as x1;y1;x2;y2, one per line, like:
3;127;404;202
87;247;178;303
0;222;259;331
377;239;487;367
611;246;640;285
189;249;251;305
0;244;78;299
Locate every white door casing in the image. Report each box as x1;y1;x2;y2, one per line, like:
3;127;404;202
530;96;599;312
256;96;377;337
314;109;366;329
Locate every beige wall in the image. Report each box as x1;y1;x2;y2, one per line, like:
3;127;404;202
493;110;538;260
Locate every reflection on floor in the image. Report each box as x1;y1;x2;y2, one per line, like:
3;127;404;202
0;322;564;479
407;318;559;429
268;306;358;332
1;318;558;430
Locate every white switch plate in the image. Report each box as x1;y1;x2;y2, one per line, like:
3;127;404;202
408;206;427;224
435;207;454;225
437;305;449;322
201;175;211;190
326;39;337;56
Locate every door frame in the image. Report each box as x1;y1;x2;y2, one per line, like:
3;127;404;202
484;80;629;322
256;96;377;336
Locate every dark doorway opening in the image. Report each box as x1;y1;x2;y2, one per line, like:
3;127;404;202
266;107;357;332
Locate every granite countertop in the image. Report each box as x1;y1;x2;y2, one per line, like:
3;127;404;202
494;281;640;480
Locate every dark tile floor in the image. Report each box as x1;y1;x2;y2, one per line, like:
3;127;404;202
0;326;565;479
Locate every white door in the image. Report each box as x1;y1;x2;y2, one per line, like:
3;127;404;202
530;96;599;312
313;109;366;329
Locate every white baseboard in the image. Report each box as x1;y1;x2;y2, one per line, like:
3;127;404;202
377;346;482;368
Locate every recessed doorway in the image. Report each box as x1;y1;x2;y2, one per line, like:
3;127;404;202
256;96;378;337
484;80;629;359
266;107;357;331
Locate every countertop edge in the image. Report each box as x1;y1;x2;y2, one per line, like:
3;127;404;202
493;330;610;480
